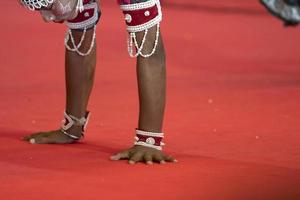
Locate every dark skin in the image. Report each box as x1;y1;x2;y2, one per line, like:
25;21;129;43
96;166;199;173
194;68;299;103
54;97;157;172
23;11;176;165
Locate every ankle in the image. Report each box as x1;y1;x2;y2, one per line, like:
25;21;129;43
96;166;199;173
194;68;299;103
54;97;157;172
66;126;83;137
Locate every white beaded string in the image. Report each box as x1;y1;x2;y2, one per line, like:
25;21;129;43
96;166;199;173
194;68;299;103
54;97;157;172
127;23;160;58
120;0;157;11
65;25;97;56
60;111;90;140
133;29;148;55
127;29;148;57
65;28;87;51
21;0;54;11
136;129;164;138
134;141;163;150
139;23;160;58
76;0;85;13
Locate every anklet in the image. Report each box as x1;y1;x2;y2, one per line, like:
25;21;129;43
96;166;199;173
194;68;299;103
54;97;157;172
60;111;90;140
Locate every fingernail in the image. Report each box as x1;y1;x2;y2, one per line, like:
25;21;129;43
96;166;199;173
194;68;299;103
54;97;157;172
29;138;36;144
129;160;135;165
160;160;166;164
110;156;116;160
173;159;178;163
147;161;153;165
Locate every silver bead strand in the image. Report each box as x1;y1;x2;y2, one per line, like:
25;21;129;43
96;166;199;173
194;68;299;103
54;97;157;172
22;0;54;11
127;23;160;58
65;25;97;56
139;23;160;58
65;28;87;51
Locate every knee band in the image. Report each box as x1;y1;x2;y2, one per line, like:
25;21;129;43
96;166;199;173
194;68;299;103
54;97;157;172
119;0;162;58
20;0;100;56
64;0;100;56
66;0;100;30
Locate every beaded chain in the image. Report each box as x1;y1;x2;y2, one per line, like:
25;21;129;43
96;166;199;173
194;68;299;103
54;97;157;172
127;23;160;58
121;0;162;58
64;25;97;56
21;0;54;11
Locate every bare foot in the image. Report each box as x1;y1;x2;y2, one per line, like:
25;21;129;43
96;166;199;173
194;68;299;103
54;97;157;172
22;127;82;144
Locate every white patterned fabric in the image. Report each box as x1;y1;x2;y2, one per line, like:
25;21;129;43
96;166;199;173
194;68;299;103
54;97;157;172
21;0;54;10
40;0;81;22
261;0;300;25
20;0;84;22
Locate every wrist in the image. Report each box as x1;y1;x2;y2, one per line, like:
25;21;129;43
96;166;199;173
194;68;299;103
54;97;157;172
134;129;165;150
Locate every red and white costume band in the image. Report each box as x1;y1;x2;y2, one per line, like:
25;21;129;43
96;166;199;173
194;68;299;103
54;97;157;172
119;0;162;58
20;0;165;150
135;129;165;150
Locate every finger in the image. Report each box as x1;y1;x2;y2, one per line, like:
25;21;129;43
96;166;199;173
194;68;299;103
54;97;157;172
164;155;177;163
128;152;144;164
153;154;165;164
144;153;153;165
110;151;130;161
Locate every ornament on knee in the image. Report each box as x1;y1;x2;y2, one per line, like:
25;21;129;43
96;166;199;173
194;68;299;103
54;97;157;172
20;0;84;19
64;1;100;56
20;0;100;56
20;0;55;11
60;111;90;140
119;0;162;58
134;129;165;150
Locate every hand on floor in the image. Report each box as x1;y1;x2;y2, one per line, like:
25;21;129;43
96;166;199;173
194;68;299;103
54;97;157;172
110;145;177;165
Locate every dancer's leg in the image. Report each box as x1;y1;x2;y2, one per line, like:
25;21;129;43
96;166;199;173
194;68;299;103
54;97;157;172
23;29;97;144
111;26;176;164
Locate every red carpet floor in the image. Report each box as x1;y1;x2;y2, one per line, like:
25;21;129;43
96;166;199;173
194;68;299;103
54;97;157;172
1;1;300;200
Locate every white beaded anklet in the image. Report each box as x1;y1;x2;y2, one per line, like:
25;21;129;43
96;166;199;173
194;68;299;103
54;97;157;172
60;111;90;140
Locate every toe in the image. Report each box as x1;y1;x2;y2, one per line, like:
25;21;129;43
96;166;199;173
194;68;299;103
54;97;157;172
110;151;130;161
22;135;31;141
29;136;47;144
29;138;36;144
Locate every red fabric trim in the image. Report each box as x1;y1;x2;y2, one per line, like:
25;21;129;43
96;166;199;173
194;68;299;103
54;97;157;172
117;0;131;5
136;134;163;146
68;8;95;23
123;5;158;26
83;0;93;4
